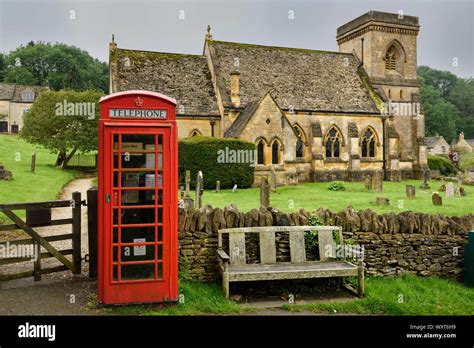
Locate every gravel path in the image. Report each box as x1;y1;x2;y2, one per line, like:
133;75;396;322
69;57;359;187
0;177;99;315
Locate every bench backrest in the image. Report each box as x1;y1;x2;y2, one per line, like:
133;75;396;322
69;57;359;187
218;226;343;265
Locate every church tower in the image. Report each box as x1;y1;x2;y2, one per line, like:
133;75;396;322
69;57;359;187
337;11;427;178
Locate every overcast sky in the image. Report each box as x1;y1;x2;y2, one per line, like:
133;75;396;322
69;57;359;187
1;0;473;78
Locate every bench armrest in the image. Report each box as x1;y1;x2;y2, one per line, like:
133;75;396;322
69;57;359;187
217;249;230;263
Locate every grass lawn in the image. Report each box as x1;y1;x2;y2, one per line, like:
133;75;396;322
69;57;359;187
0;134;78;206
284;275;474;316
193;180;474;216
105;275;474;316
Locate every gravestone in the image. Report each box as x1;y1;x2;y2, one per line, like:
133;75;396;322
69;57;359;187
260;177;270;209
374;171;383;193
269;167;277;192
31;152;36;173
0;163;13;181
445;182;454;198
232;184;238;192
195;171;204;208
420;169;430;189
406;185;416;199
215;180;220;193
432;193;442;206
364;175;373;191
438;177;446;192
457;173;463;187
375;197;390;206
182;170;194;209
459;186;466;196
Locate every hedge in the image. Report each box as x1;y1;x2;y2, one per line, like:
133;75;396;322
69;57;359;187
178;136;255;189
427;155;458;176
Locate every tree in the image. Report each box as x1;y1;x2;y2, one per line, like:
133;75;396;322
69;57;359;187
21;90;103;168
419;77;460;142
3;42;108;92
448;78;474;138
0;53;5;81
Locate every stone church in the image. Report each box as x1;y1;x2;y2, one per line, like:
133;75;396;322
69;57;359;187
109;10;428;185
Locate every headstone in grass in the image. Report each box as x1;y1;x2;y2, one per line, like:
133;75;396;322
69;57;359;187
374;171;383;192
215;180;220;193
420;169;430;189
232;184;238;192
269;167;277;192
432;193;442;206
439;176;446;192
364;175;373;191
375;197;390;206
406;185;416;199
195;171;204;208
183;170;194;209
445;182;454;198
260;177;270;209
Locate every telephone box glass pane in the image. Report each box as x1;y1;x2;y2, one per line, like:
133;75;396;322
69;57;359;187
120;208;155;225
157;263;163;279
121;226;155;243
121;264;155;280
158;226;163;242
120;245;155;262
121;190;156;205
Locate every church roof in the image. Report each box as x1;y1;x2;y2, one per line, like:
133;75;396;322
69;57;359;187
207;40;380;114
114;49;220;116
224;99;260;138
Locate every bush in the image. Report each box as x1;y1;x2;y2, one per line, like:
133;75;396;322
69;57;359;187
459;152;474;171
178;136;255;189
427;155;458;176
328;182;345;191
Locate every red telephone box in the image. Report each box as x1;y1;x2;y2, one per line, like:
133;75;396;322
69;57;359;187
98;90;178;305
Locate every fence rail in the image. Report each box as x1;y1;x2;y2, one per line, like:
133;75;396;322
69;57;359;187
0;192;84;282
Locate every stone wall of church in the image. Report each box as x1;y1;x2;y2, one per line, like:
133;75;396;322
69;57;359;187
176;118;220;138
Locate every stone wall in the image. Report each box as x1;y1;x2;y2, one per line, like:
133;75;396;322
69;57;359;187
178;205;473;282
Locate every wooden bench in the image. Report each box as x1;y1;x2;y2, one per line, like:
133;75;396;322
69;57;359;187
217;225;364;299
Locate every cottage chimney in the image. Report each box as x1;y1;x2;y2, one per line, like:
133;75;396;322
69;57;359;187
230;71;240;107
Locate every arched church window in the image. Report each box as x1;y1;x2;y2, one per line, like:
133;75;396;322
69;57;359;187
271;141;280;164
257;140;265;165
385;45;398;70
324;127;341;158
189;129;202;137
294;126;304;158
361;128;376;158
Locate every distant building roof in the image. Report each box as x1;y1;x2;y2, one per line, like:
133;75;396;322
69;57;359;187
114;49;220;117
425;135;448;149
0;83;45;102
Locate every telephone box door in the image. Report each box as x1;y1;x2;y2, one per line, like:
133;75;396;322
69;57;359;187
102;126;173;304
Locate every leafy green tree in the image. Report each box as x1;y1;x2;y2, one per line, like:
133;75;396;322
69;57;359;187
419;77;460;142
0;53;6;81
21;90;103;167
4;42;108;92
448;78;474;138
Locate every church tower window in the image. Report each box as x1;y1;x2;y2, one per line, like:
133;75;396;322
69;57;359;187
385;45;398;70
361;128;376;158
324;127;341;158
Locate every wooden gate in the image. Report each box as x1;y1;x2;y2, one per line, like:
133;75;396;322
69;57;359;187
0;192;84;282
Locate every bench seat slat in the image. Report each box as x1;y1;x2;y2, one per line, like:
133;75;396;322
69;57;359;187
227;261;358;282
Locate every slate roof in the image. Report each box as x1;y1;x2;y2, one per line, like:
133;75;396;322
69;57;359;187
0;83;44;102
114;49;220;116
207;40;380;114
425;136;446;149
224;99;260;138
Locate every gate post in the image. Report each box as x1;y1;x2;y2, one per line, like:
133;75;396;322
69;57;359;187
72;191;82;274
87;187;98;279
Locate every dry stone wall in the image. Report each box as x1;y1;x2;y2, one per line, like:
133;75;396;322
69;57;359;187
178;205;474;282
